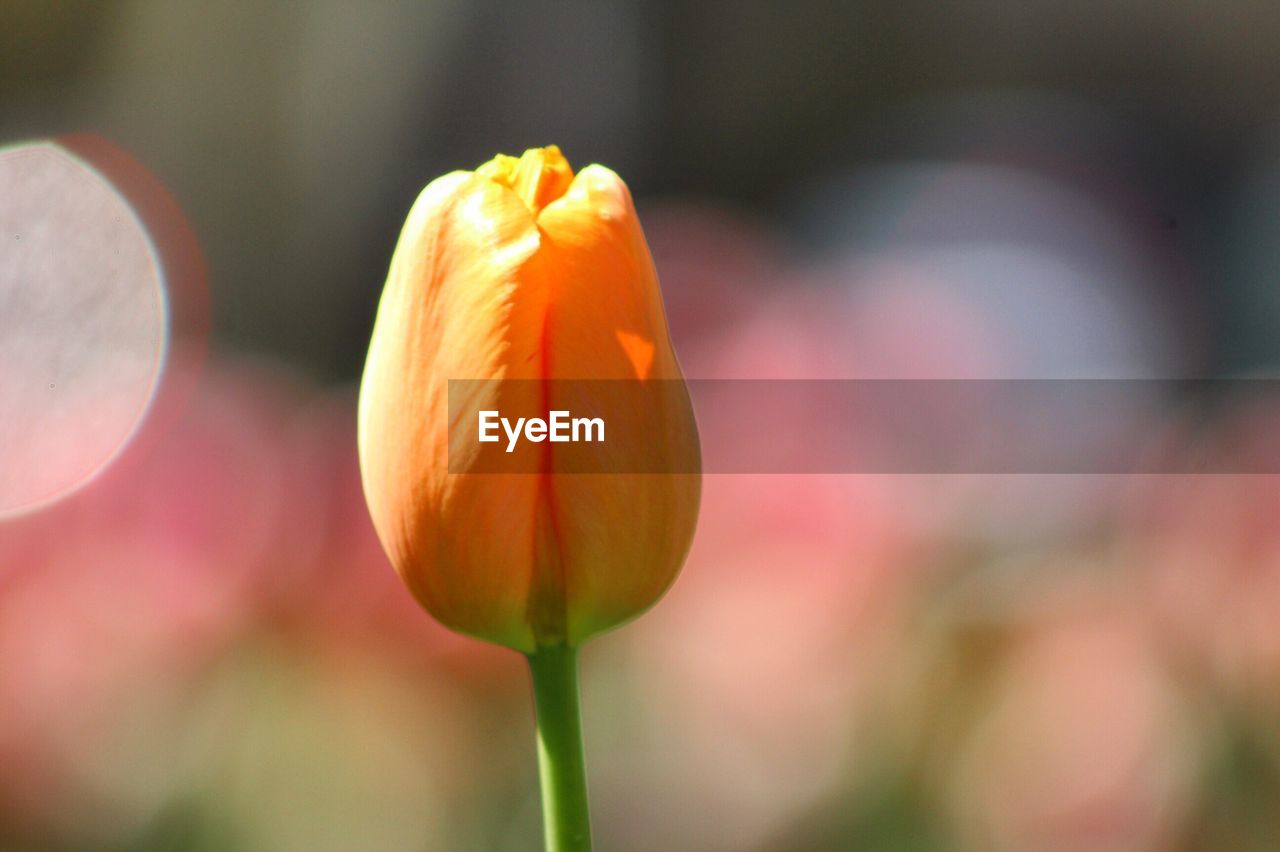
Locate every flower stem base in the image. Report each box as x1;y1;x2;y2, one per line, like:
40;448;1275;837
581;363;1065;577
527;644;592;851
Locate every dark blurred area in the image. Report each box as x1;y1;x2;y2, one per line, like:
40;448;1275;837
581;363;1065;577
7;2;1280;851
5;0;1280;378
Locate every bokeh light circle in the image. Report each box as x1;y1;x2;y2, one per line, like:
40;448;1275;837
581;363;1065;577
0;142;168;517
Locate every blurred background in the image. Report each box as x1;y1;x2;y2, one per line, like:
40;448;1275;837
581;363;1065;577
4;1;1280;849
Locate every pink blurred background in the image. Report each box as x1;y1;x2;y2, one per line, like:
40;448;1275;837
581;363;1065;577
7;3;1280;850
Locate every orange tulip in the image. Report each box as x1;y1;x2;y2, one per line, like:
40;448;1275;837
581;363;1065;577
358;146;700;654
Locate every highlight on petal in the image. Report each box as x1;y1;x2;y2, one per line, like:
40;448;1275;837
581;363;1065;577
616;330;656;381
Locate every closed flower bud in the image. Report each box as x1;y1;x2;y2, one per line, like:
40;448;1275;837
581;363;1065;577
358;146;700;653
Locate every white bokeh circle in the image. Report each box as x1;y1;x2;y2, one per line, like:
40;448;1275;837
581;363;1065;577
0;142;168;516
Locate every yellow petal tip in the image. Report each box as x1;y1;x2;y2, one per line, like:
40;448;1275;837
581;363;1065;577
476;145;575;217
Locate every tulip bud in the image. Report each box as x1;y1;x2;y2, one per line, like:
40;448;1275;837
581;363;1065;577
358;146;700;653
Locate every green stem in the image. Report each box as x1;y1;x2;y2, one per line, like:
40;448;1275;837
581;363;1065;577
527;644;592;851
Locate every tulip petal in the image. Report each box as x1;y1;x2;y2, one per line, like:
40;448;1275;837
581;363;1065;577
536;165;701;644
359;170;549;651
